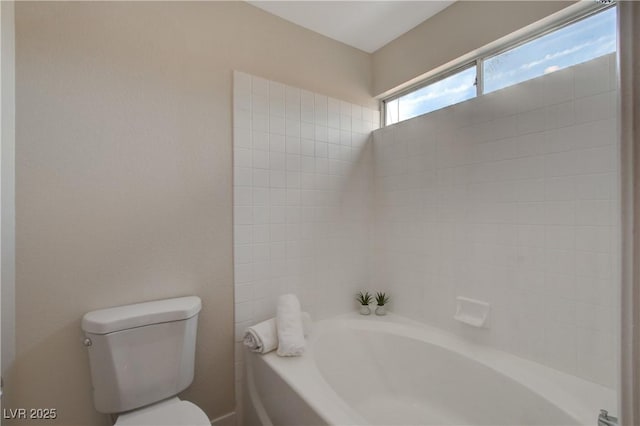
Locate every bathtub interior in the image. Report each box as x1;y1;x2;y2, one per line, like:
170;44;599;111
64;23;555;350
312;321;590;426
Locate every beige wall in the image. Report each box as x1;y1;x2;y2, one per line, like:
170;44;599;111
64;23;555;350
9;2;373;425
2;0;16;376
372;1;574;97
618;3;640;424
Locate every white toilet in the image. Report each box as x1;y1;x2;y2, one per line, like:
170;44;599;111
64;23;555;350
81;296;209;426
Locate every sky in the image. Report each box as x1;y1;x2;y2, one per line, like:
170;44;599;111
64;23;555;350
388;6;617;124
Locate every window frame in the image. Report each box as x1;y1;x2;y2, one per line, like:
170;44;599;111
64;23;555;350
382;2;616;126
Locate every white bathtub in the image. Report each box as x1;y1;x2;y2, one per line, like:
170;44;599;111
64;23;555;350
243;314;615;426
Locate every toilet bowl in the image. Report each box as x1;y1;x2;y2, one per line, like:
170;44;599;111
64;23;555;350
115;397;209;426
82;297;208;425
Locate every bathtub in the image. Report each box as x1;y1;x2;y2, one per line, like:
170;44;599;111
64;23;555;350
243;313;615;426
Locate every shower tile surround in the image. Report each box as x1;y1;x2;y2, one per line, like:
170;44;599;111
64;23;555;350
233;52;618;398
232;71;377;403
373;54;618;387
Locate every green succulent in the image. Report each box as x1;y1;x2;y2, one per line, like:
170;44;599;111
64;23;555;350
356;291;373;305
375;292;390;306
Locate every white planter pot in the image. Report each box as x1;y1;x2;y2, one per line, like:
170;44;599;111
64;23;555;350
375;305;386;316
359;305;371;315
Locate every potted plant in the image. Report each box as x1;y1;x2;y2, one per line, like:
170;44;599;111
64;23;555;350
356;291;373;315
375;292;390;316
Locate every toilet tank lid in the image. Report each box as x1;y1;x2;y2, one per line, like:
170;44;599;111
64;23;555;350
82;296;201;335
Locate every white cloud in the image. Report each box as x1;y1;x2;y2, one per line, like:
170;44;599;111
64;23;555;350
544;65;560;74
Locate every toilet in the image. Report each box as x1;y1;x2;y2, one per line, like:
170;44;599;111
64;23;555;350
81;296;209;426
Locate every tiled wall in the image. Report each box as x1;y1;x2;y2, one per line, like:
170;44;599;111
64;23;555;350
233;53;618;396
232;71;379;403
372;54;618;387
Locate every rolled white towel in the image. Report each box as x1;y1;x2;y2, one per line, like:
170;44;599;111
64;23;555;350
243;312;312;354
243;319;277;354
276;294;305;357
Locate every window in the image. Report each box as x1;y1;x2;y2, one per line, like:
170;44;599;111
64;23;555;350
384;5;616;126
385;66;476;125
484;7;616;93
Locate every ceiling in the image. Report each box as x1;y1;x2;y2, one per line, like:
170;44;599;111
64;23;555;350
247;1;455;53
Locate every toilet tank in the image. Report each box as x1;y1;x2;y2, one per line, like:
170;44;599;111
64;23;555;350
81;296;202;414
